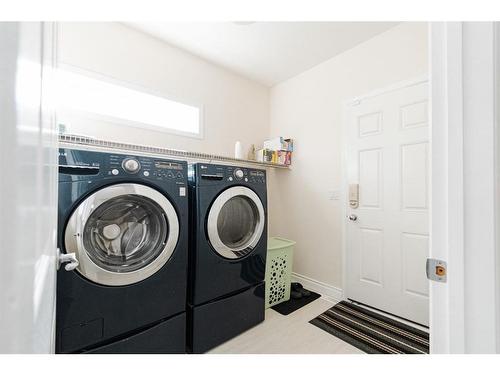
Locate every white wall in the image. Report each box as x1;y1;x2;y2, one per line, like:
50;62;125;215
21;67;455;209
268;23;428;289
57;22;270;157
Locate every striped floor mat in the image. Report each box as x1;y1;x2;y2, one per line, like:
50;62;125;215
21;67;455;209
309;301;429;354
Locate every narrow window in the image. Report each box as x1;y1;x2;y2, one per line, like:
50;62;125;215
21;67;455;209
56;67;202;137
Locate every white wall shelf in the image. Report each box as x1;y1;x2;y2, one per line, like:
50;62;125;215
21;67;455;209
59;134;291;170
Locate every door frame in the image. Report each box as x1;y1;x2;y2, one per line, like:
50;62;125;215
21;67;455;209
428;22;465;354
429;22;500;354
340;74;429;313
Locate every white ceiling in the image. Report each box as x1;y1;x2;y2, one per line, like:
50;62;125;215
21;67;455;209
127;22;399;87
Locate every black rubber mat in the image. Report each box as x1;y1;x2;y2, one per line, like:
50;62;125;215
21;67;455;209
309;300;429;354
270;289;321;315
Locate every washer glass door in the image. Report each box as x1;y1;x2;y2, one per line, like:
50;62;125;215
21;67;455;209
207;186;265;259
65;183;179;286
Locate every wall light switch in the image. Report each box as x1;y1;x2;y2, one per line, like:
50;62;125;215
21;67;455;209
329;189;341;201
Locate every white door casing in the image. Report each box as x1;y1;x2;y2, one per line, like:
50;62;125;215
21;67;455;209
428;22;500;354
344;78;429;326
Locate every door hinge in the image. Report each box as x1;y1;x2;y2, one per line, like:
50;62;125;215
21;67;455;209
426;258;447;283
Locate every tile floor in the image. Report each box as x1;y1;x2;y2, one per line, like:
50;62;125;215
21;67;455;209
209;298;363;354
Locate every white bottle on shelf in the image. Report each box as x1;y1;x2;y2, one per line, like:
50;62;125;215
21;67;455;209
234;140;243;159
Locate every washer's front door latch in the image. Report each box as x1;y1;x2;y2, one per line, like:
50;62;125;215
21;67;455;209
426;258;447;283
57;248;79;271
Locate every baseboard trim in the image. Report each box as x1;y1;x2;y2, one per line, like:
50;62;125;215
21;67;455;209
291;272;343;304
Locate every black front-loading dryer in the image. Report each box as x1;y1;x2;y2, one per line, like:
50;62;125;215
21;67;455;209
187;163;267;353
56;148;188;353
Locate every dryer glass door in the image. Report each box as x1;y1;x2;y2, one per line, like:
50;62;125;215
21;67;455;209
65;183;179;286
207;186;265;259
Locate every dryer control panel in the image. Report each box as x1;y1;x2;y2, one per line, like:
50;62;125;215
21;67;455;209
195;163;266;185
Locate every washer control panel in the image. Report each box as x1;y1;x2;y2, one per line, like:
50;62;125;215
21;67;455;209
151;160;185;180
234;169;244;179
107;154;185;181
122;158;141;174
59;149;187;185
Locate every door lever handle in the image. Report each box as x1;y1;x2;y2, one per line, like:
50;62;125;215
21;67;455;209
348;214;358;222
57;248;79;271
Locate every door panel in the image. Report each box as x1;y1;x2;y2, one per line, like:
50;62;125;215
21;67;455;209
358;111;383;137
359;227;384;285
346;80;429;326
400;100;428;129
401;142;428;210
358;148;382;208
401;232;429;297
0;22;58;353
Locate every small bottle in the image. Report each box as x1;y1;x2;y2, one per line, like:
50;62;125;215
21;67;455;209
247;144;256;160
235;141;243;159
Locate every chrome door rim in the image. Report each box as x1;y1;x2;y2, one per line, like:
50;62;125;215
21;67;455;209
207;186;265;259
65;183;179;286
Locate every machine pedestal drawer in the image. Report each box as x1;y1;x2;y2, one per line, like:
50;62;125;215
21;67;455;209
187;283;265;354
85;312;186;354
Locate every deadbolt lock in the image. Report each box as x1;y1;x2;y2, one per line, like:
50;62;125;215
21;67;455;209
435;266;446;277
426;258;447;283
349;183;359;209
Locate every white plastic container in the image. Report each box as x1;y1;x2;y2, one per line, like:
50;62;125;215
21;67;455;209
234;140;244;159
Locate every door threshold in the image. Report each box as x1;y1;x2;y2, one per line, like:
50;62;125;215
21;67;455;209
347;299;429;333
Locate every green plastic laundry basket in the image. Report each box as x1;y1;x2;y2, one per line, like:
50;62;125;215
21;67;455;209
265;237;296;309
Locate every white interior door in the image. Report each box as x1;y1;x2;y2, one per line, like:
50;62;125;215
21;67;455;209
345;79;429;326
0;22;59;353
